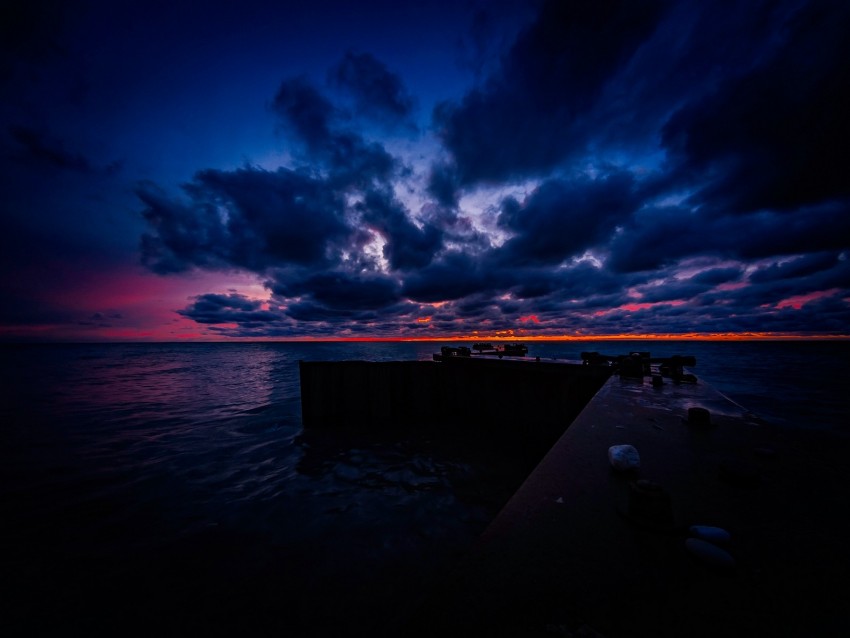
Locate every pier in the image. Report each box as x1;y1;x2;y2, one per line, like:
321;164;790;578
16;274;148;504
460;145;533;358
299;348;850;637
299;352;612;457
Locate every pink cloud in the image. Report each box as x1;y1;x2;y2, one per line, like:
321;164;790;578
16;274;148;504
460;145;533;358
774;288;842;310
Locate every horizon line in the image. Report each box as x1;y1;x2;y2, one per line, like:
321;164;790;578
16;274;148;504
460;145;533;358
3;332;849;344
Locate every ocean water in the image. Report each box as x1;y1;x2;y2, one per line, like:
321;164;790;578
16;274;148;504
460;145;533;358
1;340;848;636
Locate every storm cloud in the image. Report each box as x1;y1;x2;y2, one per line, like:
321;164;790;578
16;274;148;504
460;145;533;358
131;0;850;338
2;0;848;340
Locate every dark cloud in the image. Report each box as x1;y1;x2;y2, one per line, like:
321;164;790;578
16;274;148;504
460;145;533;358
508;262;625;301
605;200;850;275
272;76;337;153
134;1;850;339
77;312;123;328
661;0;850;213
426;162;460;209
742;257;850;304
496;171;638;267
603;205;705;273
508;270;562;300
325;133;397;191
453;0;541;82
9;125;91;172
195;168;352;267
179;293;281;325
139;166;351;274
690;267;743;286
732;204;850;260
329;51;416;130
401;251;496;303
138;186;223;275
269;270;401;312
433;0;670;185
696;293;850;336
632;280;715;304
356;189;443;270
271;74;400;190
142;59;452;333
749;252;842;284
617;255;850;334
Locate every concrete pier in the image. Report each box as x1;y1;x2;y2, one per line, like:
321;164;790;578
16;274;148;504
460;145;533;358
405;365;850;637
298;350;850;637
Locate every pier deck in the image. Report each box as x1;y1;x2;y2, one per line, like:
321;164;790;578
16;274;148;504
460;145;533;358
298;351;849;637
405;367;850;637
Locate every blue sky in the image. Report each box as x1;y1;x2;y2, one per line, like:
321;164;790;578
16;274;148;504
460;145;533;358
2;0;849;341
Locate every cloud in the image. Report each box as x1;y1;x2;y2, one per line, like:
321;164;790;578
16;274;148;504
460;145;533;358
355;189;443;270
689;266;743;286
268;269;401;311
496;170;638;267
400;250;495;303
9;125;92;172
271;76;337;152
329;51;416;131
178;289;430;339
432;0;671;186
732;204;850;260
604;205;708;274
139;166;352;274
426;161;461;209
749;252;842;284
271;75;399;189
134;3;850;339
661;0;850;213
140;62;453;333
76;311;124;328
605;200;850;275
179;293;280;324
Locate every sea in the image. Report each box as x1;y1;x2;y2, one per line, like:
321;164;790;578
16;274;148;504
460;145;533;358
1;340;848;637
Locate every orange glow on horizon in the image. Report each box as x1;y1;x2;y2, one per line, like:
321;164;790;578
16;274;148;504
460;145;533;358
202;331;850;343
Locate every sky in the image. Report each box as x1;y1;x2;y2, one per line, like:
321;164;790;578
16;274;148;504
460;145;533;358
1;0;849;341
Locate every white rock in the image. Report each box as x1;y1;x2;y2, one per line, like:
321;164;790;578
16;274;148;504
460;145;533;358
608;444;640;471
685;538;736;570
689;525;731;543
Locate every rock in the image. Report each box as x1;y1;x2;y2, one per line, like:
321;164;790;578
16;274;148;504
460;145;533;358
689;525;731;544
685;538;736;571
608;444;640;471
